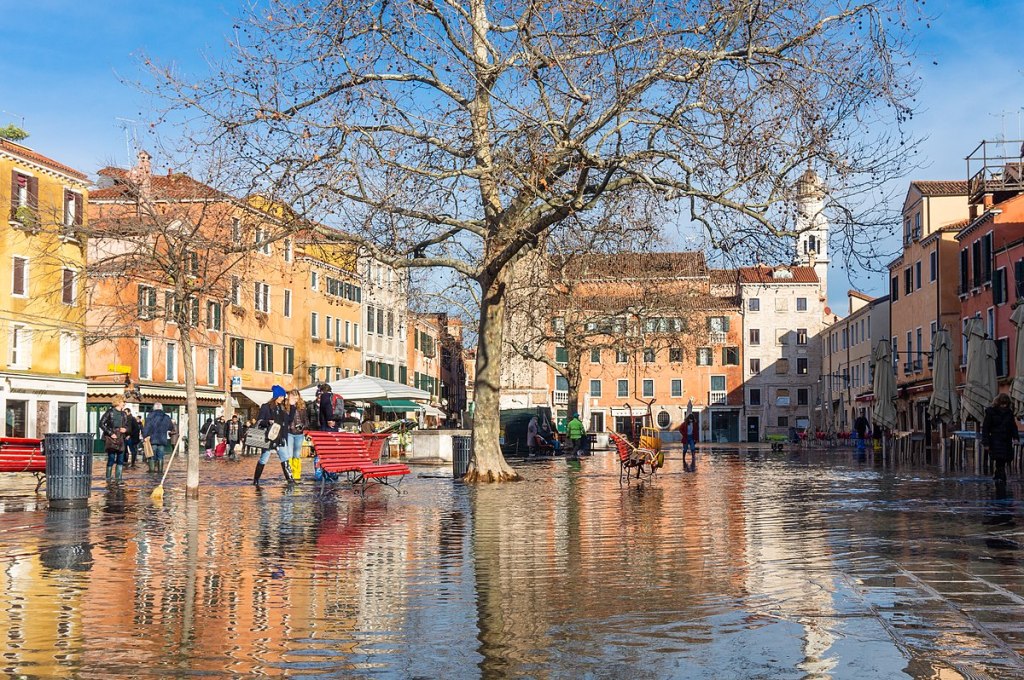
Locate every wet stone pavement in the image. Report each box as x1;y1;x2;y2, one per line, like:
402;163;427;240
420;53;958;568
0;447;1023;678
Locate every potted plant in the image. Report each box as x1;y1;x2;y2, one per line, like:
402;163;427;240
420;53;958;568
12;205;38;230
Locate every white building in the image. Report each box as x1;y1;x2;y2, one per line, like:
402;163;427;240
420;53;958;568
739;169;831;441
359;254;408;383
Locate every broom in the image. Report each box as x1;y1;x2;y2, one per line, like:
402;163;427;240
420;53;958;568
150;435;183;501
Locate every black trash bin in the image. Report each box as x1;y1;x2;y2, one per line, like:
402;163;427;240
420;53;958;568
452;435;471;479
44;433;93;509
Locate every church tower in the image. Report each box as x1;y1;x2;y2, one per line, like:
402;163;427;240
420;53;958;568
795;168;829;299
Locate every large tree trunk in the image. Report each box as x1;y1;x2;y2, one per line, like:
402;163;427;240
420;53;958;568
564;350;581;421
179;333;201;498
464;271;520;483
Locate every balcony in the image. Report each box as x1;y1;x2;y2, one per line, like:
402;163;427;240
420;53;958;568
967;139;1024;204
708;331;727;344
709;390;727;405
553;390;568;405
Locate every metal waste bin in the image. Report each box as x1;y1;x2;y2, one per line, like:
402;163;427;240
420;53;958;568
44;433;94;509
452;435;471;479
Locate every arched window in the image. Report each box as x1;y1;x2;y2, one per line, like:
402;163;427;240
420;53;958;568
656;410;671;429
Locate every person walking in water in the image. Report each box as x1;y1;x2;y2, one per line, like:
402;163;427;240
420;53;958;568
142;402;174;474
678;415;699;459
253;385;292;486
99;395;128;482
983;393;1019;483
566;413;586;459
853;414;870;454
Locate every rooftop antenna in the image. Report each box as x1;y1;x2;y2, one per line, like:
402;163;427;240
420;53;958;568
115;117;139;161
0;109;26;127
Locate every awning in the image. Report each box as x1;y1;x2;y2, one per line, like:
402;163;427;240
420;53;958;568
374;399;422;412
610;407;648;417
422;404;447;419
141;386;225;403
234;388;272;405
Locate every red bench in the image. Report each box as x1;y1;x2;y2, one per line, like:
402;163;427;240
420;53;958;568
362;433;392;462
0;437;46;491
307;431;410;494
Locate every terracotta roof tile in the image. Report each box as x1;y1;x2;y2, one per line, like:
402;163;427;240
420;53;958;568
912;180;969;197
737;266;819;284
710;269;739;285
566;251;708;279
0;139;87;180
91;167;228;201
848;290;873;302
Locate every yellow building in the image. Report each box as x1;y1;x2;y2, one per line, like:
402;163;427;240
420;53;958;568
294;237;363;387
0;139;88;437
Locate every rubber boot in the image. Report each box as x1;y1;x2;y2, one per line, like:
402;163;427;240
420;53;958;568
156;458;164;475
280;461;294;484
147;458;155;473
253;462;265;486
105;464;114;481
115;465;123;482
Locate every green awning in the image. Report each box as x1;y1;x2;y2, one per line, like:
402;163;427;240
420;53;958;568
374;399;422;412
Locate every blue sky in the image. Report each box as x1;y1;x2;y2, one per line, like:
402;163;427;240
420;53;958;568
2;1;1022;313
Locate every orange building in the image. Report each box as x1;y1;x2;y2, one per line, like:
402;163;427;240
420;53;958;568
532;252;745;439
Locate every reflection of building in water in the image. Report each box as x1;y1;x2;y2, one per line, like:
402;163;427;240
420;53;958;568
0;509;91;675
356;515;410;631
743;472;837;677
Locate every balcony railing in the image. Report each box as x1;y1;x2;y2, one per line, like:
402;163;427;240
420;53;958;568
709;390;727;405
708;331;727;344
553;390;568;405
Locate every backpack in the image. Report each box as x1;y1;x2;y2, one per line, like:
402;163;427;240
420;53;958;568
306;399;321;429
331;393;346;421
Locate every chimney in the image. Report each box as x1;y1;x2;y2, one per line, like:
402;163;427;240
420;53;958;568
128;150;153;200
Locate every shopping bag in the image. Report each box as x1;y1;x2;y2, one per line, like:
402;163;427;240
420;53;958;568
289;457;301;481
143;438;154;460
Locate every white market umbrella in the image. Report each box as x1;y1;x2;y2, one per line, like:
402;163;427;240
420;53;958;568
871;339;898;432
928;328;959;425
299;374;430;402
1011;305;1024;418
961;317;997;425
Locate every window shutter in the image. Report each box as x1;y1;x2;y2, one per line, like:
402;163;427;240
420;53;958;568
74;193;83;226
9;172;16;217
12;258;25;295
27;176;38;209
722;317;730;332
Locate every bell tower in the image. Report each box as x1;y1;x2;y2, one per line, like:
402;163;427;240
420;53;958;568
795;168;829;298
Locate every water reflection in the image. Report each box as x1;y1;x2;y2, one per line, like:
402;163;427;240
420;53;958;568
0;451;1018;677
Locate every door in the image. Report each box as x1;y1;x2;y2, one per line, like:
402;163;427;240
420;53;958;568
747;416;760;442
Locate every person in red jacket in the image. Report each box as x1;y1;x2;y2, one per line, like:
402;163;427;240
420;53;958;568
678;415;698;460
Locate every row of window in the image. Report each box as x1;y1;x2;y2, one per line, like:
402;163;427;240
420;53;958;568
137;337;223;385
747;387;809;407
9;171;83;229
750;328;809;346
311;312;361;346
366;305;397;337
749;357;809;375
958;233;994;294
559;346;740;366
11;256;78;305
748;297;809;312
891;252;938;302
5;325;80;374
225;337;296;375
825;316;872;355
580;376;722;399
138;285;226;329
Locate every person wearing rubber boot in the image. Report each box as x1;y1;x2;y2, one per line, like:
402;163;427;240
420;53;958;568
567;413;586;459
142;403;174;474
99;395;127;482
253;385;292;486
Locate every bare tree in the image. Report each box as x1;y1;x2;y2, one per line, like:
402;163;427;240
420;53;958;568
85;152;298;497
150;0;920;481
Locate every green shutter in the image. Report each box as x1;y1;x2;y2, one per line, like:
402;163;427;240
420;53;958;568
555;346;568;363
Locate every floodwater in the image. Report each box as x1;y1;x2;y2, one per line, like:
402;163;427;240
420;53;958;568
0;448;1023;678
